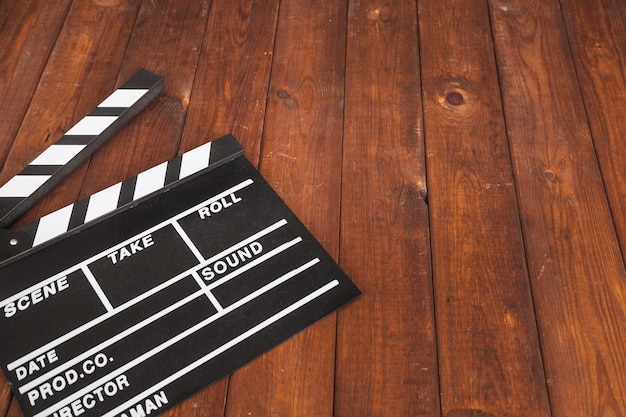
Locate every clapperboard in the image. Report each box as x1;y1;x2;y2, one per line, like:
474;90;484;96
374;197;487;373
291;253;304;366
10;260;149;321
0;70;360;417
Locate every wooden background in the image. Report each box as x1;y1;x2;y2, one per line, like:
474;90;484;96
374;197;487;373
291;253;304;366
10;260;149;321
1;0;626;416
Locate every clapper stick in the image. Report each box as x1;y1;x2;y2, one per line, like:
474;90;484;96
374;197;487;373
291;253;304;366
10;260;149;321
0;69;163;229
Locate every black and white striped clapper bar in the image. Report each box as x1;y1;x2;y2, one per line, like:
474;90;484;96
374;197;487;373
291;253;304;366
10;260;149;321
0;71;359;417
0;69;163;230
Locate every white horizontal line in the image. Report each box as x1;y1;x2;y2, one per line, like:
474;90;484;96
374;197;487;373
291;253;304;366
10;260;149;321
207;237;302;290
202;219;287;267
34;261;327;417
103;277;335;417
19;290;205;393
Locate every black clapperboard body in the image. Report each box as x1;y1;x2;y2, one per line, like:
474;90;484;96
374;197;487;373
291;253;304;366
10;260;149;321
0;70;360;417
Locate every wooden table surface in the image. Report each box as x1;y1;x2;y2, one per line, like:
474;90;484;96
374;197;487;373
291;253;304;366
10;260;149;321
2;0;626;416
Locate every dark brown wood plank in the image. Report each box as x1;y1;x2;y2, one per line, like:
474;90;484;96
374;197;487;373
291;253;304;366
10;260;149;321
560;0;626;253
173;0;280;415
489;0;626;415
419;0;551;415
159;388;226;417
1;0;143;228
179;0;280;162
0;0;71;167
222;0;347;415
335;1;439;416
0;374;10;417
4;397;22;417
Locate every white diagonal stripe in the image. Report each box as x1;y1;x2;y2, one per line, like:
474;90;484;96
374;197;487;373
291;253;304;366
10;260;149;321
85;182;122;222
133;161;167;200
30;144;86;165
33;204;74;246
98;88;149;108
180;142;212;179
0;175;50;197
65;116;118;136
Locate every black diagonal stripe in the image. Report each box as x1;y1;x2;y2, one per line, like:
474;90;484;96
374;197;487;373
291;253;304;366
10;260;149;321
118;176;137;206
19;221;39;249
208;135;245;166
20;166;60;175
165;155;183;186
56;135;96;145
68;199;89;230
89;107;126;116
0;198;24;220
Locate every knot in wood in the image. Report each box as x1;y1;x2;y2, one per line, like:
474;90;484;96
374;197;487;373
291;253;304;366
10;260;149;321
418;187;428;204
435;78;473;111
277;89;291;99
445;91;464;106
492;1;526;16
543;169;558;182
93;0;123;6
276;88;298;109
366;5;393;22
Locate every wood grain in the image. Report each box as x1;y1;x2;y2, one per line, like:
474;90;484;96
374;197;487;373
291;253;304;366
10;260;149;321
223;0;346;416
2;0;143;229
489;0;626;415
560;0;626;254
179;0;280;162
419;0;551;415
4;397;22;417
335;1;439;416
0;0;71;166
0;375;10;417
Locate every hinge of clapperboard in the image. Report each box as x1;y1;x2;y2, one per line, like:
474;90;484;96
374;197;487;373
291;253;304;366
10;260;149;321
0;69;244;264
